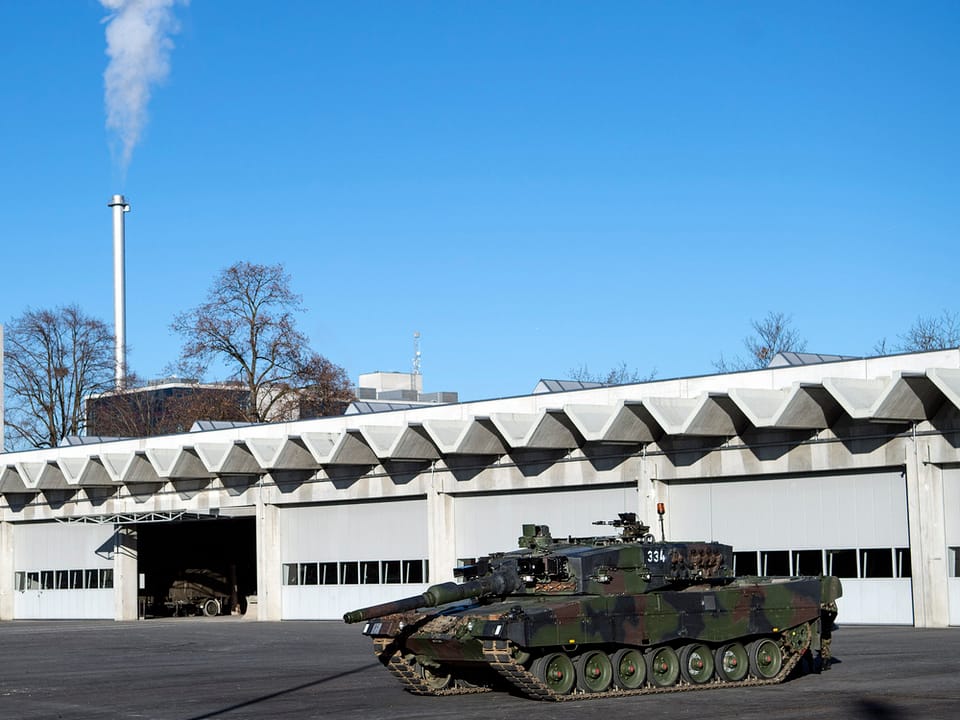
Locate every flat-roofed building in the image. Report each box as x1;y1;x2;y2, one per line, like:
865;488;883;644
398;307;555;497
1;349;959;627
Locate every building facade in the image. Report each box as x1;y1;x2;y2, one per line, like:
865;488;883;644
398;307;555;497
1;349;959;627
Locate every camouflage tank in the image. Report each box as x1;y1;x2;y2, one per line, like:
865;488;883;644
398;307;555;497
344;514;841;700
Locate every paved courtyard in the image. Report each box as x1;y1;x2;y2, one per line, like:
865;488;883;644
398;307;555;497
0;619;957;719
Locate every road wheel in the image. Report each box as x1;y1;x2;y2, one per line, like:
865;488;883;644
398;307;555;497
611;648;646;689
714;642;749;682
532;652;576;695
575;650;613;693
201;598;221;617
748;638;783;679
679;643;715;684
646;646;680;687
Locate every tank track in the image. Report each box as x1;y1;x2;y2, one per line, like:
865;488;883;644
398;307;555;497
374;624;812;701
372;638;492;696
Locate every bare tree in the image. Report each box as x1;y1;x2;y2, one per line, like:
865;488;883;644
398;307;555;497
872;337;891;356
3;306;115;449
296;355;356;418
873;310;960;356
171;262;354;422
714;311;807;372
568;361;657;384
898;310;960;352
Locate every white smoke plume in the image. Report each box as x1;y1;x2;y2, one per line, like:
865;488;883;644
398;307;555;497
101;0;186;171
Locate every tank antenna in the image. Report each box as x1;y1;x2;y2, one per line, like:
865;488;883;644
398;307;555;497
657;502;666;541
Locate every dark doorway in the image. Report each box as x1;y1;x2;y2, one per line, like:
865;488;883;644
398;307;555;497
137;516;257;617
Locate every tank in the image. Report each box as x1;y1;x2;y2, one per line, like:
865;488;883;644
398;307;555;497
343;514;842;700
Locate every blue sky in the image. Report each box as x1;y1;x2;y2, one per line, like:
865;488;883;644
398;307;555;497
1;1;958;402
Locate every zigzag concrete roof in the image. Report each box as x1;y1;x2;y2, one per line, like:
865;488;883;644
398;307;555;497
2;349;959;497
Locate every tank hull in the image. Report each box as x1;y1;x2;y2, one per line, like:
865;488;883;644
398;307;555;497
346;517;842;699
364;576;834;659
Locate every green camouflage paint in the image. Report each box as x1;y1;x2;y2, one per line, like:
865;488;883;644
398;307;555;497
344;514;842;699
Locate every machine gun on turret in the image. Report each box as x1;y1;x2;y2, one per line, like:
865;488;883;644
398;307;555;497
592;512;655;542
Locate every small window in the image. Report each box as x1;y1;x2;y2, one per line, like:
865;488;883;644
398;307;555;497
300;563;318;586
827;549;858;578
40;571;55;590
792;550;823;576
85;569;100;589
341;562;359;585
896;548;912;578
283;564;298;586
27;572;40;590
861;548;894;578
69;569;84;589
100;569;114;589
360;561;380;584
55;570;69;589
382;560;402;584
319;562;338;585
14;572;25;592
762;551;790;576
733;551;758;576
403;559;425;584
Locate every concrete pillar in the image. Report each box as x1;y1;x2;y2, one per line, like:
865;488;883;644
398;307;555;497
637;452;666;539
0;521;13;620
114;526;138;621
905;433;950;627
255;494;282;620
426;466;456;583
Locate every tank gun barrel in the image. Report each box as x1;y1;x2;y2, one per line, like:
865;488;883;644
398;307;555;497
343;566;520;624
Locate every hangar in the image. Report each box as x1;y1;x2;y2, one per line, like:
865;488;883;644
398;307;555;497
1;348;959;627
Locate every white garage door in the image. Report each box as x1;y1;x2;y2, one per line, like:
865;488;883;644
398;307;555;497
667;470;912;625
279;499;429;620
13;522;115;620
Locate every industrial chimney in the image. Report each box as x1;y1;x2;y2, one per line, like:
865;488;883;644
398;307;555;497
108;194;130;388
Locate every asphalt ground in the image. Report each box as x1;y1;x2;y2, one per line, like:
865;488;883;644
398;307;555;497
0;619;957;720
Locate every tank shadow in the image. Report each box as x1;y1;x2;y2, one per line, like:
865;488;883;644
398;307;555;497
183;662;380;720
851;698;903;719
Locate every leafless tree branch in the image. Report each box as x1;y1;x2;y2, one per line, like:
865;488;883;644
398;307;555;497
170;261;354;422
714;311;807;372
3;306;115;449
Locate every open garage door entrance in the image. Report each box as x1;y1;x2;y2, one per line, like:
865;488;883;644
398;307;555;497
137;513;257;618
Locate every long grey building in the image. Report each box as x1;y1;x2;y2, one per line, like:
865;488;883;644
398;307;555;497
1;349;959;627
